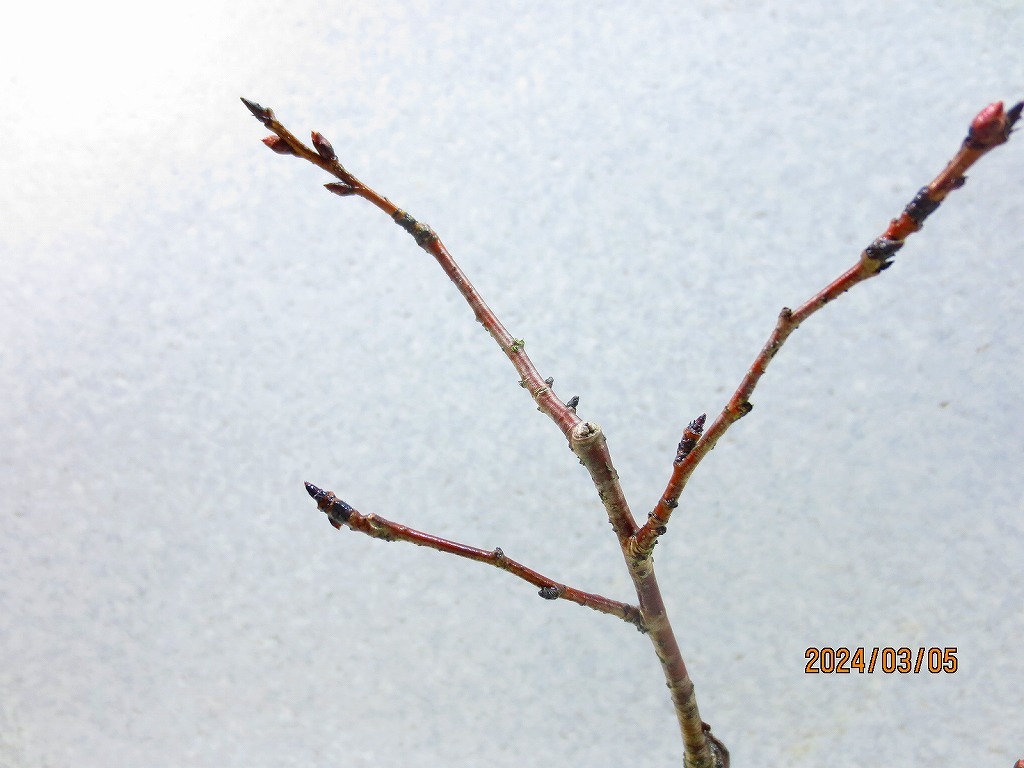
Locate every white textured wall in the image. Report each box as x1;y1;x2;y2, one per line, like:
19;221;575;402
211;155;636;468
1;2;1022;766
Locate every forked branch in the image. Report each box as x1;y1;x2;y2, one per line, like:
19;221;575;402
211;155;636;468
245;96;1019;768
243;95;720;767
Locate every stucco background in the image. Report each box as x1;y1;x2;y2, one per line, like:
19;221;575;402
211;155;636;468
1;2;1022;766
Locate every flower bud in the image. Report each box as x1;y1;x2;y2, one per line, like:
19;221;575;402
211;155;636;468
262;135;297;155
968;101;1006;147
325;182;358;197
311;131;337;162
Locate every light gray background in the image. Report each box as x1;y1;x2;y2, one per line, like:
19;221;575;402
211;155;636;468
1;1;1022;766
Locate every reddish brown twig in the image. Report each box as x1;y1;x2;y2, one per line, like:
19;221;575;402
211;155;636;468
304;482;645;630
240;98;580;441
632;100;1022;562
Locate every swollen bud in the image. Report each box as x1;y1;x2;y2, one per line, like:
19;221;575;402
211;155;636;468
262;135;298;155
967;101;1008;147
311;131;337;162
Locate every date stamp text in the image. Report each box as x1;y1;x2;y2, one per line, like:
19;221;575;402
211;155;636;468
804;646;957;674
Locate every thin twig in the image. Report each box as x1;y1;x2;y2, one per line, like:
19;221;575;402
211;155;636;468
632;100;1022;562
304;482;645;630
241;98;581;440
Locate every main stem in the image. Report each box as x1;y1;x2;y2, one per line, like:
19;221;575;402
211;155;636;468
570;421;719;768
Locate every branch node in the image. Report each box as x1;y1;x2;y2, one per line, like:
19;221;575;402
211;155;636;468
863;236;905;265
702;722;731;768
904;186;942;225
570;421;601;444
392;209;438;248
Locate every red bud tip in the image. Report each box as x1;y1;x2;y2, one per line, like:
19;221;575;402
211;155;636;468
262;135;297;155
325;182;358;197
311;131;337;162
968;101;1007;147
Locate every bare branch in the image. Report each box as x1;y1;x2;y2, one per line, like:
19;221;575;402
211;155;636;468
242;96;730;768
249;97;1019;768
304;482;645;630
632;100;1022;561
240;97;581;441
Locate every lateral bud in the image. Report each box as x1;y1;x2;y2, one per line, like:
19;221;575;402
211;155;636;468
325;182;358;197
262;135;297;156
674;413;706;465
863;236;903;266
311;131;337;161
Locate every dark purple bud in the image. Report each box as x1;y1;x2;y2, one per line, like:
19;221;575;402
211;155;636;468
1007;101;1023;129
240;97;275;125
327;498;354;525
689;413;706;434
311;131;337;162
674;413;707;464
